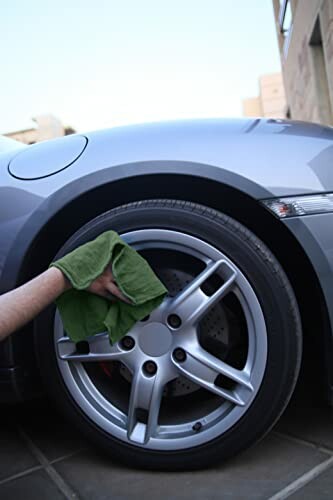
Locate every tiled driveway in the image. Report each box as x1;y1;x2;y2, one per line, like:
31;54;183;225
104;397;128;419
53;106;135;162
1;393;333;500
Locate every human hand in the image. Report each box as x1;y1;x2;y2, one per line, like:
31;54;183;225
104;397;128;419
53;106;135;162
87;264;132;304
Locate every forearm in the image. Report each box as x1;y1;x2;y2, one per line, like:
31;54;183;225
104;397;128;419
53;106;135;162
0;267;70;342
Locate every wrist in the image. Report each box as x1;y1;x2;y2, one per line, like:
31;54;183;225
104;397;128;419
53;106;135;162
49;267;72;292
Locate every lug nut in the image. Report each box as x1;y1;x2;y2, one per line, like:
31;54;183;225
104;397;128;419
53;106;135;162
143;360;157;376
120;336;135;350
192;421;202;432
173;348;186;362
168;314;182;329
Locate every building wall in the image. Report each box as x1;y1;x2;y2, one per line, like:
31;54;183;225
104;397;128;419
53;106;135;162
242;72;287;118
242;97;263;117
259;73;287;117
5;114;65;144
273;0;333;126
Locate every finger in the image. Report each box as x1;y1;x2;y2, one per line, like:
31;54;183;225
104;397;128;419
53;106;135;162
106;282;132;304
106;266;120;288
97;292;115;301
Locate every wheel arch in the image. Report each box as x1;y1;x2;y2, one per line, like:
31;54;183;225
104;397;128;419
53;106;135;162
10;172;332;401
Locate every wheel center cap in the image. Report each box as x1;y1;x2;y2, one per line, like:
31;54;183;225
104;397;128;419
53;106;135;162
139;322;173;357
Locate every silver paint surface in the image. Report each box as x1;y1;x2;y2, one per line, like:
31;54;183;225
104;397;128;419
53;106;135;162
0;117;332;370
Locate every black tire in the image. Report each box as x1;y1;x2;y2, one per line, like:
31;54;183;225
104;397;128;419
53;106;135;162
34;199;302;470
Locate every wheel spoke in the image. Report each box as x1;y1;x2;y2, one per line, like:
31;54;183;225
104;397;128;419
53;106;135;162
56;332;125;362
173;343;253;406
169;259;237;326
127;368;164;445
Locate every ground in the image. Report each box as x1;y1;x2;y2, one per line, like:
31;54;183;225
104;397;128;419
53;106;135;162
1;391;333;500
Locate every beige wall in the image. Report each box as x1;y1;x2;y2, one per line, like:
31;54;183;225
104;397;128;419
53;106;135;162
242;72;287;118
242;97;262;117
5;114;65;144
272;0;333;126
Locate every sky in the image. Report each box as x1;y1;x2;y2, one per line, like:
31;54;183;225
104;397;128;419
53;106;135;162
1;0;281;133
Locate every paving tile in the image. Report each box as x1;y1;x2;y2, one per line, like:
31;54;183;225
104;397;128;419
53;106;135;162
290;463;333;499
54;433;330;500
4;397;89;462
275;402;333;451
0;423;38;481
0;469;66;500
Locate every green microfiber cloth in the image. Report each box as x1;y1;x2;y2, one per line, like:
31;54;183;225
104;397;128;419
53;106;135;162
50;230;168;344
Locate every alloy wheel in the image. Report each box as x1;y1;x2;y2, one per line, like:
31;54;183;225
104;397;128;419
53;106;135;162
54;229;267;450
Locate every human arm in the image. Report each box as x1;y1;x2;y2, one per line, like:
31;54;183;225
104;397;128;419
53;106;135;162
0;267;69;342
0;264;130;342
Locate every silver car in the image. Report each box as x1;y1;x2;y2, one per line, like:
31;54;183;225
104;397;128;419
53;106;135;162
0;118;332;470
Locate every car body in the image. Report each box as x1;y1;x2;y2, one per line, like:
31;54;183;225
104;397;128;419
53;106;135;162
1;117;333;468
